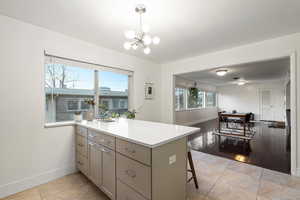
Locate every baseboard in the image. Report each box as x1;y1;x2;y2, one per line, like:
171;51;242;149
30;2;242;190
0;165;77;198
179;117;218;126
291;168;300;177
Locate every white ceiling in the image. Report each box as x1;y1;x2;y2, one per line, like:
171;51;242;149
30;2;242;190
0;0;300;63
178;57;290;86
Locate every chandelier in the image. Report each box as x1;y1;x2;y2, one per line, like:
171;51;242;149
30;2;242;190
123;4;160;55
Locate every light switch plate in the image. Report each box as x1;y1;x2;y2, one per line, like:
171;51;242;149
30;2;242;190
169;154;176;165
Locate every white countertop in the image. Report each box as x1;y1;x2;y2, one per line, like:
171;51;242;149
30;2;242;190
76;118;200;148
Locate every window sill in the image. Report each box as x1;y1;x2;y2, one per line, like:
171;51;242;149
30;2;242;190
44;121;75;128
175;107;217;112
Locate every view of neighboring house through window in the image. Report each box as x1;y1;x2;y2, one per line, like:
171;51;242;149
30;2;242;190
45;57;129;123
45;64;94;122
99;71;128;114
175;87;217;111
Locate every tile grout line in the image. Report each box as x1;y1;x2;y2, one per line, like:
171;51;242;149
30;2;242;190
255;168;265;200
204;160;232;198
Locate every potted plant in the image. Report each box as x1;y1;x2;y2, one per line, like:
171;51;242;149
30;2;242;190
74;111;82;122
84;98;95;121
124;109;137;119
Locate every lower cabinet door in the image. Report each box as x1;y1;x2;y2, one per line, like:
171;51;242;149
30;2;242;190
117;180;147;200
88;142;102;187
101;146;116;200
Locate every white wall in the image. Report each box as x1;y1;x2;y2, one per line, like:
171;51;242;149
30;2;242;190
175;76;218;125
161;33;300;176
217;81;286;121
0;15;161;198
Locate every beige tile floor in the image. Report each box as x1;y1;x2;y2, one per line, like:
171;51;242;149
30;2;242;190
2;151;300;200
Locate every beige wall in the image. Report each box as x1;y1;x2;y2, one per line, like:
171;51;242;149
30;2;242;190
0;15;161;198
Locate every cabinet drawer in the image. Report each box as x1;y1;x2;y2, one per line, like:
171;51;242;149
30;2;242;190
88;130;115;150
76;126;87;137
88;129;102;144
116;154;151;199
117;180;147;200
116;139;151;165
76;135;87;157
76;153;88;176
99;133;115;150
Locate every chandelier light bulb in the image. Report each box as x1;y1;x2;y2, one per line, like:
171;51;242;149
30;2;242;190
152;36;160;45
143;35;152;45
132;43;138;50
144;47;151;54
123;42;131;50
216;69;228;76
142;25;150;33
125;30;136;39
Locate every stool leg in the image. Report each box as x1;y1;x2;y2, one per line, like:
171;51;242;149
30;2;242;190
188;151;199;189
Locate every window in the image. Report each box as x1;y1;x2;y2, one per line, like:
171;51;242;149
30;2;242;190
45;64;94;122
45;56;131;123
174;87;217;111
99;71;128;114
206;92;217;107
175;88;186;110
187;89;205;109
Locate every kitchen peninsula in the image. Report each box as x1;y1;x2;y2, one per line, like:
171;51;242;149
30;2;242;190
75;118;199;200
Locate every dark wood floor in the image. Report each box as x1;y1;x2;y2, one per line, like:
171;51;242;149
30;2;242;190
188;119;291;174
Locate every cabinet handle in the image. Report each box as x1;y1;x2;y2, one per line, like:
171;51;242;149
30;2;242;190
125;147;136;154
125;169;136;178
101;148;109;153
78;143;84;147
77;161;83;165
88;142;95;146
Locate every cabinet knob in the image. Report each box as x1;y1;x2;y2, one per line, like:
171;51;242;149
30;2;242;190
125;169;136;178
125;147;136;154
101;148;110;153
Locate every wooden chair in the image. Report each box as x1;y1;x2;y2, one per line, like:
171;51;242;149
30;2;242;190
187;148;199;189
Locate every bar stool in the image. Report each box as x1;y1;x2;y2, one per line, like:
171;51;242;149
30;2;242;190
187;147;199;189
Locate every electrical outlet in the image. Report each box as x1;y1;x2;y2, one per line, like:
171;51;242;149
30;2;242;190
169;154;176;165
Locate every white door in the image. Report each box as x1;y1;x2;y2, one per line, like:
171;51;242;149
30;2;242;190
260;89;274;121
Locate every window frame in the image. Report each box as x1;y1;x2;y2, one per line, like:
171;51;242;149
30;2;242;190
44;56;133;126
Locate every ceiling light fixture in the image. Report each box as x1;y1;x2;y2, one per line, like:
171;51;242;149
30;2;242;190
123;4;160;54
237;81;246;86
216;69;228;76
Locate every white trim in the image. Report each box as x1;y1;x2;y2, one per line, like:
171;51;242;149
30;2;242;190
0;165;77;198
290;52;297;176
44;121;75;128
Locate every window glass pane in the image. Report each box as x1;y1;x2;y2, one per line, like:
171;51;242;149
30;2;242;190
80;100;90;110
98;71;128;115
206;92;216;107
175;88;186;110
67;99;79;111
198;91;205;107
187;88;204;109
45;63;94;122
